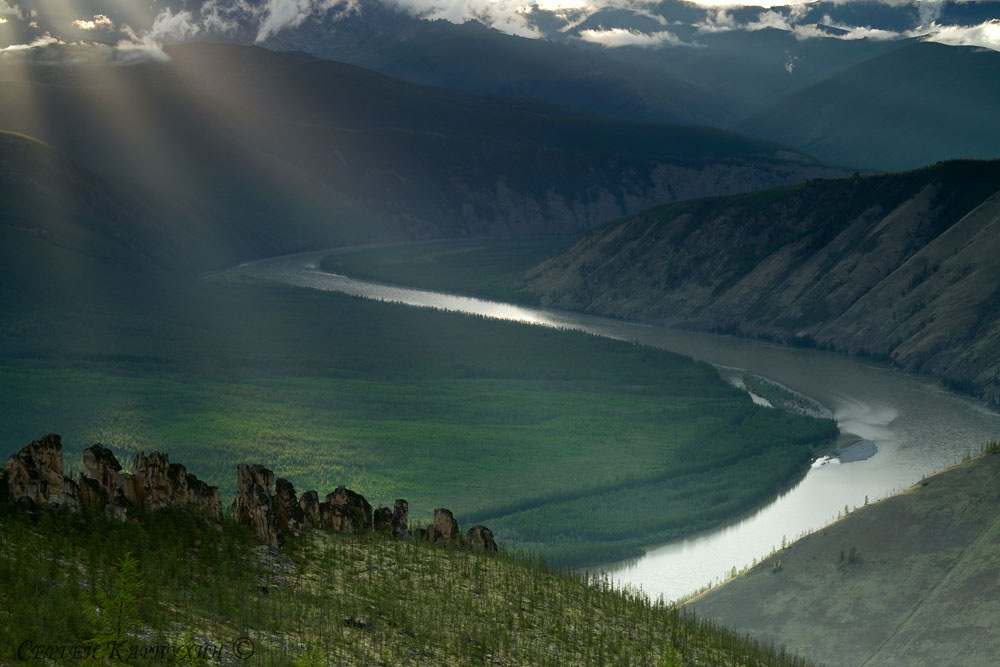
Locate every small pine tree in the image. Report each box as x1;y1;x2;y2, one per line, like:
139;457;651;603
87;552;144;649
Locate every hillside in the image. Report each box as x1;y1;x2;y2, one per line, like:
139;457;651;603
0;486;817;666
737;42;1000;170
690;447;1000;667
0;43;833;250
522;160;1000;403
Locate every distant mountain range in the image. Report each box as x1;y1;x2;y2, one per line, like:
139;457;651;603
4;1;999;171
522;160;1000;402
738;42;1000;170
0;42;833;258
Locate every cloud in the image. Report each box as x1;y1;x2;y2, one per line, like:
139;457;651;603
746;10;792;32
256;0;360;42
201;0;259;35
579;27;689;47
0;1;21;19
73;15;114;31
1;9;201;66
924;19;1000;50
695;8;736;34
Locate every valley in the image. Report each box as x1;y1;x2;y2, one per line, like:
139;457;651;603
235;244;1000;600
3;2;1000;663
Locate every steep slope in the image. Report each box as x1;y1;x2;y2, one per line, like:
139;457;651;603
690;449;1000;667
523;161;1000;402
0;43;833;247
737;42;1000;170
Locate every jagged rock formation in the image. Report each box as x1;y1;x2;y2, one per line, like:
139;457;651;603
424;508;460;545
466;525;499;554
232;464;280;548
82;444;122;503
391;499;410;540
1;436;220;521
372;500;411;538
300;490;321;527
4;434;70;507
374;506;393;532
127;451;221;520
274;478;305;537
326;485;373;533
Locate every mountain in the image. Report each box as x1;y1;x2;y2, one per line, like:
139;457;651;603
0;42;835;251
737;42;1000;170
690;447;1000;667
605;27;905;118
262;4;741;127
522;160;1000;403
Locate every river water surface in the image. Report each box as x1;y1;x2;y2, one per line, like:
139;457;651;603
233;250;1000;601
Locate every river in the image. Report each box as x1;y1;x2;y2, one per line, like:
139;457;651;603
232;250;1000;602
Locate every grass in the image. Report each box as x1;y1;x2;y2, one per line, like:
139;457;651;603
0;502;817;666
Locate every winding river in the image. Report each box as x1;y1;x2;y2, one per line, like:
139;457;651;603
232;250;1000;602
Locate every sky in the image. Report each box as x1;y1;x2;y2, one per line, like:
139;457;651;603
0;0;998;62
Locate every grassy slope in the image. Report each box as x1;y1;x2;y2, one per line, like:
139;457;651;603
521;161;1000;403
690;449;1000;667
0;504;817;667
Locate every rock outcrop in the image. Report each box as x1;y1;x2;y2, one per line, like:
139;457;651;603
125;451;220;520
1;436;220;521
466;525;499;554
274;478;305;537
425;508;460;545
232;464;280;548
4;434;69;506
392;499;409;540
300;490;321;527
81;444;122;504
374;506;393;532
319;485;373;534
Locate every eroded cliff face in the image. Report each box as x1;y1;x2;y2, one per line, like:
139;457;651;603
2;436;221;519
524;162;1000;403
1;436;496;555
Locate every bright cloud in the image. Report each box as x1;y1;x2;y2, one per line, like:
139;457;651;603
746;10;792;31
579;27;688;47
925;19;1000;50
256;0;360;42
73;15;114;31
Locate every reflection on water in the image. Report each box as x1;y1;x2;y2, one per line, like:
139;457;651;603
236;250;1000;601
